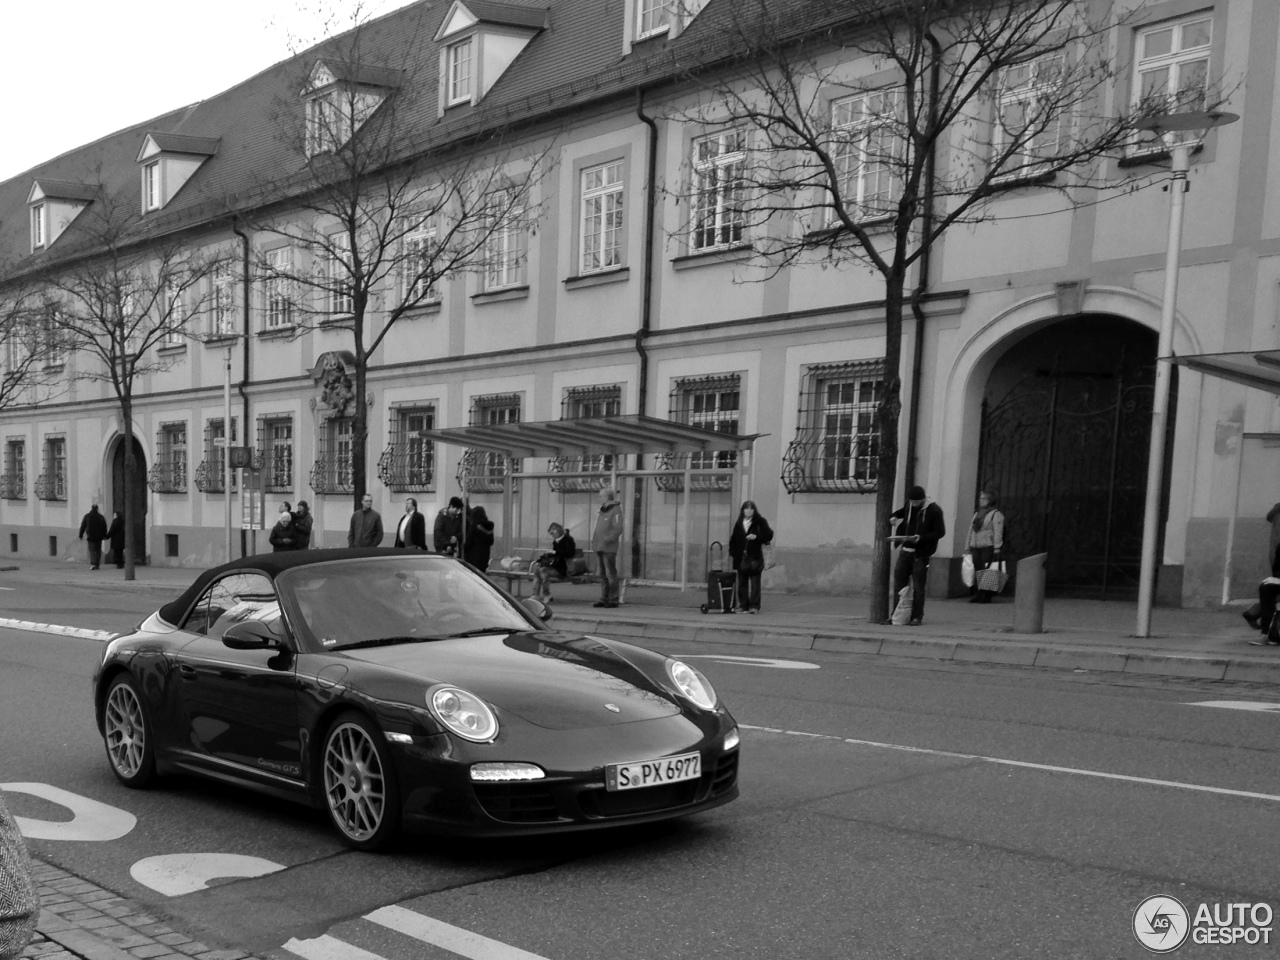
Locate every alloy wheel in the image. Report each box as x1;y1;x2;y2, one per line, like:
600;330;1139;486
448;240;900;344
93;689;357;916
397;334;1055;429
104;680;147;779
323;721;387;842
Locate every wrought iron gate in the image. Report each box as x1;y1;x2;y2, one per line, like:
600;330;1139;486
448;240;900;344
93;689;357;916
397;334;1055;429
978;367;1158;599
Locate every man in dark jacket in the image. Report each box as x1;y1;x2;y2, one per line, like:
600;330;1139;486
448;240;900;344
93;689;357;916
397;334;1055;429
394;498;428;549
107;511;126;568
348;494;384;547
78;504;108;569
434;497;465;555
889;484;946;626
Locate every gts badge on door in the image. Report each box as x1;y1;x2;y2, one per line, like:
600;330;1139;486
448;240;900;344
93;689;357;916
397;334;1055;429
257;758;301;777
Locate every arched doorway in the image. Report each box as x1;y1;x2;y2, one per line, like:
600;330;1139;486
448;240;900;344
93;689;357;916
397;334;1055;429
977;315;1173;599
110;437;148;564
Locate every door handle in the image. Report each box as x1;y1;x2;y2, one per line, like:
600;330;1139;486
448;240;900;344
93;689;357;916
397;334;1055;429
178;664;197;677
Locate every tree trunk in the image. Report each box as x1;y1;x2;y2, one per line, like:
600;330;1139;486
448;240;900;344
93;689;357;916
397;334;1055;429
121;398;136;582
352;359;368;510
869;272;906;624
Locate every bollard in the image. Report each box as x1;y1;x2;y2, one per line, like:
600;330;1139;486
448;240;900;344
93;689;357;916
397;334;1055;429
1014;553;1047;634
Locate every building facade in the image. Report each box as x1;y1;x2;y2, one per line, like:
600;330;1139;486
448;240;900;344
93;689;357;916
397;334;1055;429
1;0;1276;606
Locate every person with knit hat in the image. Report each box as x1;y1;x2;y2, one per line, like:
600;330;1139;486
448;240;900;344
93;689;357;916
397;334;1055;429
888;484;946;625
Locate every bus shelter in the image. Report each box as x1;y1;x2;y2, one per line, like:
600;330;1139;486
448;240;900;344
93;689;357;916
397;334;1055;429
416;414;762;590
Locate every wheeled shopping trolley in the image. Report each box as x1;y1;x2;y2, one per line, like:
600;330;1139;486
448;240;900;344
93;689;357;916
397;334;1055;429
700;541;737;614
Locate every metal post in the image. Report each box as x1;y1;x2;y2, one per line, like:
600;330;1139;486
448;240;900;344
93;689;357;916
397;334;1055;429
1137;143;1190;638
224;345;233;564
681;460;691;592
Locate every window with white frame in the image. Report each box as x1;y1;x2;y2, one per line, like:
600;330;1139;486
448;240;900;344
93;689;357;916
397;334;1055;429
484;194;526;290
160;279;186;345
197;418;238;493
143;161;160;211
152;423;187;493
30;204;44;249
1133;16;1213;149
637;0;671;38
780;360;884;493
580;161;624;274
41;309;65;367
447;39;473;105
379;405;435;492
258;416;294;492
677;375;739;471
3;440;26;500
326;232;354;317
210;263;236;337
831;89;902;223
993;56;1066;179
691;130;746;251
264;248;295;329
401;216;440;304
306;95;351;156
38;436;66;501
310;416;354;495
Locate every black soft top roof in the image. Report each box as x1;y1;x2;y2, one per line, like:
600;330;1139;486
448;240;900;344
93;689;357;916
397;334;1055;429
156;547;442;625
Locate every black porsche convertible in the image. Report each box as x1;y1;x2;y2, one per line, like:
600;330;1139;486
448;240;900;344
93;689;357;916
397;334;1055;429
92;548;739;849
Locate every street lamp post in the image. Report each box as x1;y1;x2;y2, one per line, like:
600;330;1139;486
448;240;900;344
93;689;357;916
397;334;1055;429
1134;109;1237;639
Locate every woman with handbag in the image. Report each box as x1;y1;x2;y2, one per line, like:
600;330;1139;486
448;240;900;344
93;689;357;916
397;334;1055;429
965;489;1005;603
728;500;774;615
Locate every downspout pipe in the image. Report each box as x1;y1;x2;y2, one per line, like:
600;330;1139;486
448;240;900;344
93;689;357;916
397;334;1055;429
631;88;658;578
904;31;941;494
233;219;251;558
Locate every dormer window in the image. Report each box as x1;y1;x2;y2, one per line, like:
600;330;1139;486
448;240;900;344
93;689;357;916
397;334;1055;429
447;39;473;105
302;60;399;158
306;96;350;156
142;162;160;212
434;1;545;115
30;204;45;249
637;0;670;38
135;134;218;213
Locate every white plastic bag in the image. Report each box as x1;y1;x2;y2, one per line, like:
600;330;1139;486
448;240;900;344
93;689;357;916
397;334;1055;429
961;553;975;588
891;584;913;624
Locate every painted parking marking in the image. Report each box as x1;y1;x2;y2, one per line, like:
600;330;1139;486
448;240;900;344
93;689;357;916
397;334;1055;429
683;654;819;670
1;783;137;840
284;905;555;960
740;725;1280;803
131;853;286;896
1188;700;1280;713
0;617;115;641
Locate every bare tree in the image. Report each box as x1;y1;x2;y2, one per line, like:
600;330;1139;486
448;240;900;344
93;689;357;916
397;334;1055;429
0;278;57;412
665;0;1226;622
234;7;555;507
40;193;216;580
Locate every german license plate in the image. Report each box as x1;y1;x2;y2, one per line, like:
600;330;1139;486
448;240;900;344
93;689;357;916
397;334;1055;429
605;751;702;791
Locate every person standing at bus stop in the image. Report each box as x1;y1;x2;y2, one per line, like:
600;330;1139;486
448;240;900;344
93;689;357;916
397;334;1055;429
592;487;624;608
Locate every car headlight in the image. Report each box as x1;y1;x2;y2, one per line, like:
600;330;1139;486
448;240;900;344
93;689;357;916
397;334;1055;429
428;686;498;742
724;727;740;751
666;659;717;710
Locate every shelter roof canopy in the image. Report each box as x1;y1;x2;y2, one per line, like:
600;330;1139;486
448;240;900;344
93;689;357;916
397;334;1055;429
1171;350;1280;395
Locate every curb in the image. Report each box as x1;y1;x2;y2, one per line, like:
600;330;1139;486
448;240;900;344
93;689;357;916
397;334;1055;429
0;618;115;642
555;614;1280;684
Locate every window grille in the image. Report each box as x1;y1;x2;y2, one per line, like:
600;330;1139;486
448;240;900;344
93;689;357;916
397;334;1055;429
462;394;519;493
194;418;238;493
309;416;354;495
35;437;66;501
378;405;436;492
2;440;26;500
549;385;621;492
655;375;739;492
1132;16;1213;152
691;130;746;251
830;89;903;223
780;360;884;493
257;417;294;492
148;423;188;493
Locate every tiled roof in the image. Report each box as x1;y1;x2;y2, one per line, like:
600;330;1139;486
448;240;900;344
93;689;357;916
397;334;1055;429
315;60;404;90
146;133;221;156
30;180;99;202
0;0;877;277
461;0;549;29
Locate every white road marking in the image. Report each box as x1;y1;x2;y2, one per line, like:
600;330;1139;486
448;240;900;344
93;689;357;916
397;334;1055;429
283;935;386;960
0;617;114;641
683;654;820;670
366;905;553;960
740;725;1280;803
1;783;137;840
131;853;285;896
0;586;14;590
1188;700;1280;713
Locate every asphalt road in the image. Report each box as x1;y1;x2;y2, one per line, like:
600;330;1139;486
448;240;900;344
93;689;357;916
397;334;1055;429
2;584;1279;959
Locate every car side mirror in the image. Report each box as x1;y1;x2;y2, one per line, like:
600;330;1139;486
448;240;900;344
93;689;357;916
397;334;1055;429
222;620;283;650
522;597;553;622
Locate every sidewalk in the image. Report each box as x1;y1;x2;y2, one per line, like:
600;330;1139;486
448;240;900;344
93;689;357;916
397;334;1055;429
5;555;1280;683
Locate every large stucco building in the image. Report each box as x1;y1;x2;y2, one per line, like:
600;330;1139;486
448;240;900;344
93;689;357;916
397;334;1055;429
1;0;1276;607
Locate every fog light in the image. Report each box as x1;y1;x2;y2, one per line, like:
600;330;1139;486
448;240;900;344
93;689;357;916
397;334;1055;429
470;762;546;782
724;728;740;751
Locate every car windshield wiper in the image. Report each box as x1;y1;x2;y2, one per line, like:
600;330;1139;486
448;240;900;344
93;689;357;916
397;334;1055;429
444;626;524;638
337;635;442;650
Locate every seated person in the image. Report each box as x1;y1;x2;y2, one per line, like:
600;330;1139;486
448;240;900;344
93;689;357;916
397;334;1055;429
531;523;576;602
1245;542;1280;643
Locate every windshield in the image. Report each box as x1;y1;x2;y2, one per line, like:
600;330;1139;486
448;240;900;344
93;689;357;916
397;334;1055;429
276;556;533;651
